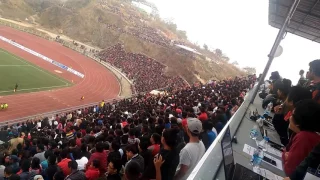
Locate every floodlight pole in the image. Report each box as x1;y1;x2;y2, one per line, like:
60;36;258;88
250;0;301;104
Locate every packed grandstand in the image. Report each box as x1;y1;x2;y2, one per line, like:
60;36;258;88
0;74;256;180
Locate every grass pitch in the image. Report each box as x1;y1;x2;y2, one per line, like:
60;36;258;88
0;48;71;95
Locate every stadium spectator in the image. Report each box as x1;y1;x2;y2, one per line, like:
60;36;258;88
30;157;41;179
148;133;161;156
86;142;107;175
175;118;205;180
34;144;45;163
0;74;255;180
19;160;30;180
65;161;86;180
3;166;20;180
297;69;307;86
57;149;71;176
308;60;320;102
157;128;180;180
125;161;141;180
201;121;216;150
125;144;144;173
45;155;58;180
282;100;320;176
285;143;320;180
273;86;312;146
99;44;188;93
106;159;122;180
85;159;100;180
8;133;24;154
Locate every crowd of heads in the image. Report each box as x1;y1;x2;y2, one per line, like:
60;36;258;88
97;1;195;58
0;74;256;180
265;59;320;178
99;43;188;93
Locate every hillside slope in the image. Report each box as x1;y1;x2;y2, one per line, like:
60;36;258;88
0;0;245;84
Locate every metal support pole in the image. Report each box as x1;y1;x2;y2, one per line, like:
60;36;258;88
250;0;301;104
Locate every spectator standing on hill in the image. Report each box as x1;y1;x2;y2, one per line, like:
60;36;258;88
175;118;205;180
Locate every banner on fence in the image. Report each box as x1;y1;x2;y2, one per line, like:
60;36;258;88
0;35;85;78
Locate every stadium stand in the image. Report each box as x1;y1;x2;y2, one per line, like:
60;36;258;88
0;74;255;180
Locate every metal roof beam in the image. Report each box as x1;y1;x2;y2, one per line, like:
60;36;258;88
270;12;320;35
271;21;320;41
272;0;320;19
294;0;320;33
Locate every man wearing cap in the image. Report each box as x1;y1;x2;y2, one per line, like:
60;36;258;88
175;118;205;180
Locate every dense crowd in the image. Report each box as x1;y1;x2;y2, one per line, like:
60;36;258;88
262;60;320;180
97;2;180;48
101;22;170;48
99;44;188;93
0;74;256;180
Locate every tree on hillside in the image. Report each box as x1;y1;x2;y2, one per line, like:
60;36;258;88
203;44;208;50
177;30;187;40
215;49;222;57
164;18;177;32
232;61;239;65
243;67;257;75
222;56;229;62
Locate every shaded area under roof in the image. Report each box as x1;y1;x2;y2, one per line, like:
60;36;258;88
269;0;320;43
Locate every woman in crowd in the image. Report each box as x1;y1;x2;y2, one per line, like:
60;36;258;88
282;100;320;176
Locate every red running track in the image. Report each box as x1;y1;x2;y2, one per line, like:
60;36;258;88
0;26;120;121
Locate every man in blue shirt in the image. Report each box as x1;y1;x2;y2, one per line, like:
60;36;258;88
201;121;217;150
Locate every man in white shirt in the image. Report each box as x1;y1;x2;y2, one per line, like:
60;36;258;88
175;118;205;180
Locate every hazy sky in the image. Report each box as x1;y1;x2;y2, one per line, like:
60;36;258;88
148;0;320;84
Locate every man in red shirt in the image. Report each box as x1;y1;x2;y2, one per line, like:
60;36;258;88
86;142;108;175
57;149;71;176
198;107;208;121
308;60;320;103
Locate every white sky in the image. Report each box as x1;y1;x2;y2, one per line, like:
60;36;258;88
147;0;320;84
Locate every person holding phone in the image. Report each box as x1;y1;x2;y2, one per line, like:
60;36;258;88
272;86;312;146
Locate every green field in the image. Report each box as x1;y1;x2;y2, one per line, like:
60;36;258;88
0;48;72;95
